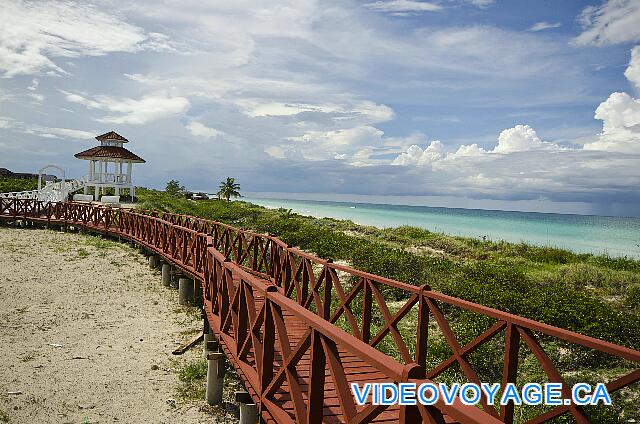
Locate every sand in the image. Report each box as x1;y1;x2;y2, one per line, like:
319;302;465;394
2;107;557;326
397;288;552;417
0;225;237;423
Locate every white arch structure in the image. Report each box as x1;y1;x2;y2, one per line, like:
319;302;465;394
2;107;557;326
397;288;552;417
0;165;85;202
38;164;65;191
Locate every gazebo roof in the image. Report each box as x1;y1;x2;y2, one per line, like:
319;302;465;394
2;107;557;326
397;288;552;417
96;131;129;143
75;146;145;163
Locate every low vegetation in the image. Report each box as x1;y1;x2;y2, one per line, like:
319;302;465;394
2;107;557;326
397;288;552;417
176;358;208;400
0;177;38;193
136;188;639;343
138;187;640;422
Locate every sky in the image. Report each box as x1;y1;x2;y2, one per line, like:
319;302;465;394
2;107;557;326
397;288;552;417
1;0;640;217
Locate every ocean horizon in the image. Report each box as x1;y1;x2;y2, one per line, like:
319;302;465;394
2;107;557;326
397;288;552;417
235;196;640;258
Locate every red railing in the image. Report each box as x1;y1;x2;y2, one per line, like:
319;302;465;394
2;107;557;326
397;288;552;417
2;198;638;424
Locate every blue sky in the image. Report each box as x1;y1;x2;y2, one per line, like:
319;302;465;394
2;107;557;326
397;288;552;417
1;0;640;216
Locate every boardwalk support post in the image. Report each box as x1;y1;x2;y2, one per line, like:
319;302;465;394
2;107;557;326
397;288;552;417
178;277;194;305
148;255;158;269
203;319;214;357
161;263;171;286
204;331;214;356
206;351;226;406
235;391;258;424
194;280;203;307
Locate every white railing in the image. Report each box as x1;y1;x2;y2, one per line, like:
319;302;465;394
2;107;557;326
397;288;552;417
87;173;130;184
0;177;86;202
0;190;40;200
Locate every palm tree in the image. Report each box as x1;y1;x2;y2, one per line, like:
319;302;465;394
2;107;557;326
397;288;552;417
217;177;241;202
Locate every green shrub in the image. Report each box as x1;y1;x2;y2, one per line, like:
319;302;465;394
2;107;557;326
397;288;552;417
625;285;640;309
442;262;640;350
0;177;38;193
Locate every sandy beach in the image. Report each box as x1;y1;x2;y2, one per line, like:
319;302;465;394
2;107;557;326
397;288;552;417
0;225;236;423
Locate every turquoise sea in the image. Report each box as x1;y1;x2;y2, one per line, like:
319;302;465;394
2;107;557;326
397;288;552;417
243;197;640;258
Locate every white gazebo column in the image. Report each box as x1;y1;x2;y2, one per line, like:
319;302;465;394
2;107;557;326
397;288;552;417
83;160;90;194
103;161;108;196
114;160;120;196
94;160;100;201
127;161;133;198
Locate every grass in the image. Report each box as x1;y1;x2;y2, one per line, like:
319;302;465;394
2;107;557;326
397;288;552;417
0;409;8;423
177;358;208;400
76;248;90;259
21;352;38;362
81;235;120;250
175;355;243;414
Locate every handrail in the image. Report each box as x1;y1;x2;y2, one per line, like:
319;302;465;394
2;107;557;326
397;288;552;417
1;198;638;424
141;209;640;355
117;205;640;422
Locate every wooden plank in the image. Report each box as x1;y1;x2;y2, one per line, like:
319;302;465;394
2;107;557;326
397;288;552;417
172;332;204;355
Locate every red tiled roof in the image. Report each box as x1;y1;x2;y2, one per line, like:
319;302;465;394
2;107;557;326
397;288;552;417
74;146;145;163
96;131;128;143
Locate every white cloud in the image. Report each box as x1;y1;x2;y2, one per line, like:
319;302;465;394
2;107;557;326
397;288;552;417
466;0;494;8
237;100;394;123
24;126;95;140
595;92;640;131
584;92;640;153
283;125;385;161
186;121;222;138
393;124;556;167
388;125;640;203
494;124;544;153
62;90;190;125
390;47;640;201
412;26;571;81
0;116;15;129
391;141;445;166
528;22;561;32
266;124;425;165
364;1;442;13
0;0;172;77
0;116;94;140
452;143;486;157
574;0;640;46
624;46;640;91
27;79;39;91
581;47;640;154
28;93;44;103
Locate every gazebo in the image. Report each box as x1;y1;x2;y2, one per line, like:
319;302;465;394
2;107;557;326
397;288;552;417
75;131;145;200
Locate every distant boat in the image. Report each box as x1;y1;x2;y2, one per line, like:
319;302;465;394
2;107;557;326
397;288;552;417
350;206;356;209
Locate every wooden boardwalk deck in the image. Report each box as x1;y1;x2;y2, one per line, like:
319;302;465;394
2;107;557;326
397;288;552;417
211;279;421;424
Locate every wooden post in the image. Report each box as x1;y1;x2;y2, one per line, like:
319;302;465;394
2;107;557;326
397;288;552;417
161;263;171;286
179;277;194;305
206;351;226;405
236;391;259;424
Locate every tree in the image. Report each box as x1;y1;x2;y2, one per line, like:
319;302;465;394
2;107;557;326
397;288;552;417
165;179;186;196
217;177;241;202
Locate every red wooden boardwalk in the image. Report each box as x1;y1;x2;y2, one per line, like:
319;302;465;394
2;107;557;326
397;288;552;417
1;198;639;424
